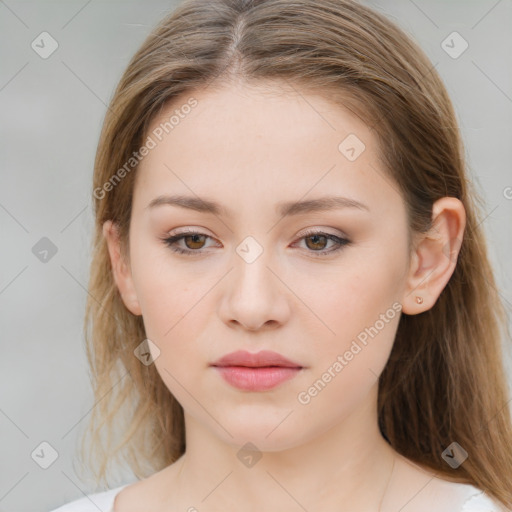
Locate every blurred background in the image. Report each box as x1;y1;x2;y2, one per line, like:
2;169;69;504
0;1;511;510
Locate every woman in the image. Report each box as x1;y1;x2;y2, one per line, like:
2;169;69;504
50;0;512;510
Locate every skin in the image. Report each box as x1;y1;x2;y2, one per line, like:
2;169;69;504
103;79;466;511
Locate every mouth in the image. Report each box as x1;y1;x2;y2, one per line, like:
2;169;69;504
212;365;303;391
210;350;304;391
211;349;303;368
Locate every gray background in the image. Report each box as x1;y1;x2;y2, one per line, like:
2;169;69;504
0;1;511;511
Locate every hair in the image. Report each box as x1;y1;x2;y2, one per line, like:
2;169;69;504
79;0;512;507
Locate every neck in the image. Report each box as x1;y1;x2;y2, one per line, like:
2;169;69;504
165;385;398;512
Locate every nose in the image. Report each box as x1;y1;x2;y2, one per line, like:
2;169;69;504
217;246;291;332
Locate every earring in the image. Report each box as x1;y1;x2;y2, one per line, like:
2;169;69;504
415;296;423;304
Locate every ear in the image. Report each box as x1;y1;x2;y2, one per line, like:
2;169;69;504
102;220;142;316
401;197;466;315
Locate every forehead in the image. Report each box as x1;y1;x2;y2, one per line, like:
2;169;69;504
134;80;399;219
147;79;373;149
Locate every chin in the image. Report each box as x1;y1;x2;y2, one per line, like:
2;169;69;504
228;433;302;453
214;416;306;452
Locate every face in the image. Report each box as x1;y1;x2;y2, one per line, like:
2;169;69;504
111;80;413;450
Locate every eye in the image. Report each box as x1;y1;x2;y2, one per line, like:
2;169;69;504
161;229;217;255
293;229;350;257
161;229;350;257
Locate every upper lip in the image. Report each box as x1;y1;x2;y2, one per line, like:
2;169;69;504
211;350;302;368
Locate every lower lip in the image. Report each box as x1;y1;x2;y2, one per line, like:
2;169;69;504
213;366;302;391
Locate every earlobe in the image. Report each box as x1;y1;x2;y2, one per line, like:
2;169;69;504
401;197;466;315
102;220;142;316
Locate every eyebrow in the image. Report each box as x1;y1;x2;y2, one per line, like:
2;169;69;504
145;194;369;217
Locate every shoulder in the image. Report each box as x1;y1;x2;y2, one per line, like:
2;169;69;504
460;485;509;512
106;460;186;511
48;483;131;512
389;454;509;512
425;478;508;512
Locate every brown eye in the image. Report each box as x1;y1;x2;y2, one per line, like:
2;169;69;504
295;230;350;257
162;230;350;257
304;234;329;251
162;231;216;255
182;233;207;250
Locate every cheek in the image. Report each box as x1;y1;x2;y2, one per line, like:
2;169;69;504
136;275;211;344
300;243;406;380
295;265;402;420
132;266;213;402
129;242;213;352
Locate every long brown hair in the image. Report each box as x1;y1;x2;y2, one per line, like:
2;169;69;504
79;0;512;506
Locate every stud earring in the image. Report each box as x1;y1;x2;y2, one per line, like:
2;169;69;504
415;296;423;304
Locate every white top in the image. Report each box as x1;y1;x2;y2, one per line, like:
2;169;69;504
48;484;130;512
48;481;509;511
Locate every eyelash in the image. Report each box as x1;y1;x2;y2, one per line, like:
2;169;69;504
161;229;350;258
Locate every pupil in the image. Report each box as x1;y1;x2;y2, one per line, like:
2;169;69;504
309;234;325;249
186;234;204;249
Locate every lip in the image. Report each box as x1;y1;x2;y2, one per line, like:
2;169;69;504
211;350;302;368
211;350;304;391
